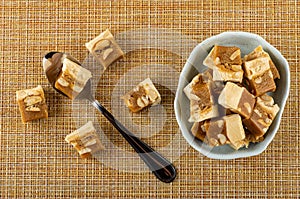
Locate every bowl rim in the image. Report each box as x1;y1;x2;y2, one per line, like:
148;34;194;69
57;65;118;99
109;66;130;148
174;31;290;159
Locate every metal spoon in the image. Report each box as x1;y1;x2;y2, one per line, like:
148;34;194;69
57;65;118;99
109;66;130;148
42;52;177;183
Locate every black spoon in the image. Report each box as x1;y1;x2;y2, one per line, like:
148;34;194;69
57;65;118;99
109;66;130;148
42;52;177;183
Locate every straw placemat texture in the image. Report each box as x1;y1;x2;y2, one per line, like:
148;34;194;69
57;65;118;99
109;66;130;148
1;0;299;198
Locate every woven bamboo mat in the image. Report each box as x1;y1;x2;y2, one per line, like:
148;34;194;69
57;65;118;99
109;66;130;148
1;0;299;198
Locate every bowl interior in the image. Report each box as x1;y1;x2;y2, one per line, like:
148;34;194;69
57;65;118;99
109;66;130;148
175;32;290;159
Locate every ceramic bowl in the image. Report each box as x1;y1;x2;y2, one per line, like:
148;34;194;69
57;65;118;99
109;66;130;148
174;32;290;159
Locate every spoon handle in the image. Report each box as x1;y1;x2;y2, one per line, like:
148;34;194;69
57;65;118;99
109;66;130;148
91;100;176;183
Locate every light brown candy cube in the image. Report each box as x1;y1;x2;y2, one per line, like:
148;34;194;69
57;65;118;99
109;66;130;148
212;64;244;83
244;45;280;79
203;45;242;68
192;114;246;150
65;121;104;158
203;118;228;146
243;48;277;96
249;70;276;96
218;82;255;119
243;57;270;80
55;57;92;100
203;45;242;67
183;72;212;101
213;45;242;65
243;94;279;140
223;114;246;150
203;45;244;82
192;114;246;149
184;73;219;122
191;121;206;142
122;78;161;113
189;100;219;122
203;46;217;69
16;85;48;123
85;29;124;70
191;119;227;146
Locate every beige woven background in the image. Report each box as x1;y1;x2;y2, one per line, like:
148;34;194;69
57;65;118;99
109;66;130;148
1;0;299;198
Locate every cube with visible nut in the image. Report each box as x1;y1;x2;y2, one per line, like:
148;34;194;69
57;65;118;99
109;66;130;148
191;114;246;149
218;82;255;119
189;101;219;123
191;121;206;142
203;45;244;82
248;70;276;96
122;78;161;113
183;72;212;101
243;94;280;140
223;114;246;150
213;45;242;66
16;85;48;123
243;49;277;96
184;73;219;122
191;119;227;147
212;64;244;83
65;121;104;158
85;29;124;70
204;118;228;147
244;45;280;79
203;45;242;68
55;57;92;100
243;57;270;79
